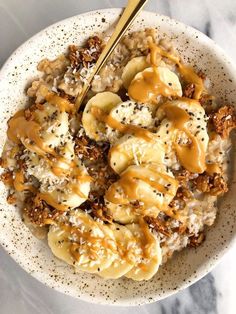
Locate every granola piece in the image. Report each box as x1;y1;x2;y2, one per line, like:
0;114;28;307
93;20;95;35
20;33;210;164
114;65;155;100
87;163;118;196
74;136;109;161
188;232;205;248
68;45;78;68
174;169;197;186
6;193;17;204
23;195;59;226
194;172;228;196
0;170;14;186
144;216;171;237
80;195;112;223
183;83;195;98
69;36;103;69
211;105;236;138
0;157;8;168
169;185;193;211
175;186;193;201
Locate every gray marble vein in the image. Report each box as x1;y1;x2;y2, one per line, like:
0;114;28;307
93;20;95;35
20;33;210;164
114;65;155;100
0;0;236;313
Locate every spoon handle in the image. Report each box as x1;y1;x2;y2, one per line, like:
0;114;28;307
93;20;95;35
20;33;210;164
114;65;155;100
76;0;148;108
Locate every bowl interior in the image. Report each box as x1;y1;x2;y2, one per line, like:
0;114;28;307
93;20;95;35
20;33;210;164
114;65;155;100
0;9;235;306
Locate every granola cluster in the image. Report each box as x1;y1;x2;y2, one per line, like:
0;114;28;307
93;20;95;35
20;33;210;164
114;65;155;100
68;36;103;69
211;105;236;138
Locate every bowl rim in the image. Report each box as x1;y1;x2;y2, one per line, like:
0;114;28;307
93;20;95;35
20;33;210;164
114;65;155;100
0;8;236;306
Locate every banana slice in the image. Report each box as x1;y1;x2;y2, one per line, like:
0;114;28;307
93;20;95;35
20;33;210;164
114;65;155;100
41;159;91;209
82;92;122;141
109;134;165;174
128;66;182;103
125;222;162;281
106;100;153;143
155;99;209;171
48;210;117;273
105;164;178;217
98;224;137;279
34;102;69;148
26;151;90;209
122;56;149;89
48;224;74;266
105;201;139;224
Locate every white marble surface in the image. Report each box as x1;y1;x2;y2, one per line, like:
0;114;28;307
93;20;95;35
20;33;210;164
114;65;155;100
0;0;236;313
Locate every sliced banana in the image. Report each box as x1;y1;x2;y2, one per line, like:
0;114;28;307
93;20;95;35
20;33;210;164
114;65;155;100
105;201;139;224
109;134;165;174
34;102;69;148
98;224;137;279
48;210;117;273
82;92;122;141
122;56;149;89
106;100;153;143
105;164;178;217
128;66;182;103
25;151;90;209
48;224;74;266
125;222;162;281
41;159;91;209
155;99;209;171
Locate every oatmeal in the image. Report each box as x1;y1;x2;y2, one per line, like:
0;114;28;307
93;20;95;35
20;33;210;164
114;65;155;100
1;29;235;281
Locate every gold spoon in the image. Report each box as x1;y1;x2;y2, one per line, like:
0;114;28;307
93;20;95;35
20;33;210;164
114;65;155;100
76;0;149;108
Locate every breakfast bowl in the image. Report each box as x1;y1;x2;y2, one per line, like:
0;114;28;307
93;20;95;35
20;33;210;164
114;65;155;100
0;8;235;306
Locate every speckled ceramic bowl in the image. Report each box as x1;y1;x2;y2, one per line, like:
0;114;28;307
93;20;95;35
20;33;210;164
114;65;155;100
0;9;235;306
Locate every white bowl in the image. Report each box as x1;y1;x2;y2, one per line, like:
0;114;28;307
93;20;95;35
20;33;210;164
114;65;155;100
0;9;235;306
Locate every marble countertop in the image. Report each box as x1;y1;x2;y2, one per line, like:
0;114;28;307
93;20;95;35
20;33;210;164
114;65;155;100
0;0;235;313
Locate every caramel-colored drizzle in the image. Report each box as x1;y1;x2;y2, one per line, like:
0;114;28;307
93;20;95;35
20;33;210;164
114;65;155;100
59;219;117;262
36;193;69;211
128;41;204;103
128;67;178;103
149;42;204;99
7;114;55;156
7;93;91;210
91;106;154;142
13;170;35;192
105;167;177;209
205;163;221;175
161;102;206;173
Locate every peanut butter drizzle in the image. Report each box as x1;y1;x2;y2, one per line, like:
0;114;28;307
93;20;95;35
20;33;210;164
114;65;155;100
13;170;35;192
161;102;206;173
59;219;117;261
149;42;204;99
91;106;154;142
206;163;221;175
106;167;177;208
128;67;178;103
135;219;158;271
7;115;54;156
7;93;74;158
37;193;69;211
45;93;75;113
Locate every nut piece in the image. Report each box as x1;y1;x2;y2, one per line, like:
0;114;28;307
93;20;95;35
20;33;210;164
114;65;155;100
183;83;195;98
68;36;103;69
189;232;205;248
174;169;197;186
144;216;171;237
7;193;17;204
74;135;109;161
194;172;228;196
23;195;59;226
211;105;236;138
